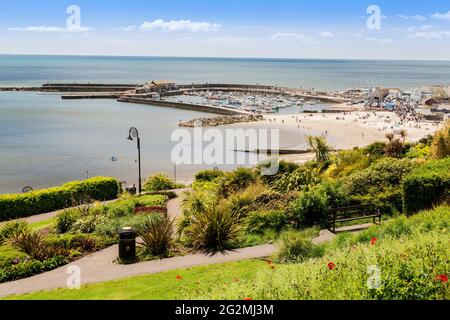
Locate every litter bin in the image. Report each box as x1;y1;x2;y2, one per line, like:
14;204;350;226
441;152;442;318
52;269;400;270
119;227;136;260
125;185;137;196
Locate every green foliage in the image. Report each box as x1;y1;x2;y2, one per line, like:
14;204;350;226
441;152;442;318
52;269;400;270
362;141;387;158
402;158;450;214
404;143;431;159
186;204;242;254
291;181;348;227
194;169;225;183
307;135;332;163
245;210;288;234
55;209;80;234
190;206;450;300
0;220;31;245
144;173;177;191
272;167;321;192
221;167;257;196
258;160;300;185
431;120;450;159
0;255;67;284
343;158;415;196
0;177;121;221
137;216;174;258
274;230;324;263
325;149;371;178
0;246;28;268
9;229;56;261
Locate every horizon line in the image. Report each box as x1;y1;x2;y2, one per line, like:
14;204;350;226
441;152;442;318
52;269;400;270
1;53;450;63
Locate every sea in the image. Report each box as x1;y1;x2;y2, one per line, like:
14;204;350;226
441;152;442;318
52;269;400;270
1;55;450;194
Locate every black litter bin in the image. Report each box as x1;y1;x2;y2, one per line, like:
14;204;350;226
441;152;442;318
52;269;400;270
125;185;137;196
119;227;136;260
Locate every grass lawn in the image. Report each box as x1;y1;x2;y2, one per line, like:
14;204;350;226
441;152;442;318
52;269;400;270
29;217;56;231
4;260;266;300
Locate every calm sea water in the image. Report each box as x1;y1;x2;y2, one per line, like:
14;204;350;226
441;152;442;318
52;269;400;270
1;55;450;90
1;55;450;194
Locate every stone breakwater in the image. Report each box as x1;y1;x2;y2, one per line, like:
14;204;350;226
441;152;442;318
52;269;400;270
179;115;264;128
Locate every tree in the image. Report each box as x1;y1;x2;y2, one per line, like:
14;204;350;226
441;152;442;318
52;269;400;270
431;121;450;160
307;135;332;163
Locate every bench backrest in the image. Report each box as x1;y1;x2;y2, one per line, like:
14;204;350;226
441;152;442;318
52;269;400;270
329;204;379;220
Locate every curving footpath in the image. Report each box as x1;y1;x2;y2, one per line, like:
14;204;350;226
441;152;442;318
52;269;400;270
0;189;276;298
0;188;369;299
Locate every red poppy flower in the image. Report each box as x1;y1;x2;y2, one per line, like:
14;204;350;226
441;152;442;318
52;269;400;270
266;259;273;265
243;297;253;301
370;237;378;245
327;261;336;270
271;265;275;270
435;274;448;283
176;275;183;280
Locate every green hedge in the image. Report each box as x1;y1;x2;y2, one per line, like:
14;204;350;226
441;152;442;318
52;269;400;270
0;177;121;221
402;158;450;214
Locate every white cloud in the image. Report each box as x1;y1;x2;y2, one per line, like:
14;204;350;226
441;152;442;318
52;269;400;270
412;15;427;21
319;32;334;38
365;37;393;43
411;30;450;39
398;14;409;20
272;32;316;44
139;19;221;32
8;26;91;33
432;11;450;20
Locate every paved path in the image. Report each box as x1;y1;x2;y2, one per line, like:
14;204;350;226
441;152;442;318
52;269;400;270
0;188;373;298
0;244;276;298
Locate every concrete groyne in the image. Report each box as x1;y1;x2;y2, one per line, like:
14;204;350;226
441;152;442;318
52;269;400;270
41;83;140;93
117;97;250;115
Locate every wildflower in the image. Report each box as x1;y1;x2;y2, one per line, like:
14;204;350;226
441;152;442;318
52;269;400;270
234;278;240;282
243;297;253;301
176;275;183;280
266;259;272;265
327;261;336;270
370;237;378;245
435;274;448;283
271;265;276;270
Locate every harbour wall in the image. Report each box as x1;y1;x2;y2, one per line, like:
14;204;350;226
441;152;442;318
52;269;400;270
117;97;250;115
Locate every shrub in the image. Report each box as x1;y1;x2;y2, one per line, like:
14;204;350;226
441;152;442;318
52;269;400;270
0;245;28;268
194;169;225;183
55;208;81;234
0;255;67;284
274;230;324;263
144;173;177;192
402;158;450;214
245;210;288;234
9;230;53;261
187;204;241;254
0;220;31;245
291;181;348;227
137;216;174;258
221;167;257;196
431;120;450;159
0;177;121;221
70;209;105;234
258;160;300;185
325;149;371;178
343;158;415;196
272;167;321;192
362;141;386;158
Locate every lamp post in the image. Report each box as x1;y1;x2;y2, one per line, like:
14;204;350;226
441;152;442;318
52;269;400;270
127;127;142;194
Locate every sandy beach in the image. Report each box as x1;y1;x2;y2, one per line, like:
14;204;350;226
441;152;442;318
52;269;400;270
232;107;443;164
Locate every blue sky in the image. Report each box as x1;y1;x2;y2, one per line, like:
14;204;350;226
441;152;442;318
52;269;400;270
1;0;450;59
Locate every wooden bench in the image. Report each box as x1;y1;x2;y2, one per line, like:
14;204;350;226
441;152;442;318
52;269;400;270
328;205;382;233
